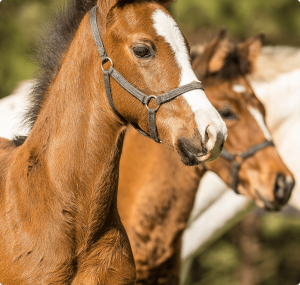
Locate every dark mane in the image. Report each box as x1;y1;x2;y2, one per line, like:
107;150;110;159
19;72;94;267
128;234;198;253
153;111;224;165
12;0;97;146
192;44;252;81
12;0;169;147
216;47;251;80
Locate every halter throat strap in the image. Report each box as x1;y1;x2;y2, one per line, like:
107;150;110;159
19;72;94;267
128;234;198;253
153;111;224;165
90;6;204;143
220;140;274;194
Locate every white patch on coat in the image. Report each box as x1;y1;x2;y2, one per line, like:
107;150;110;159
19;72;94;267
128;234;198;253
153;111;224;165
249;107;272;140
233;84;246;93
152;10;227;146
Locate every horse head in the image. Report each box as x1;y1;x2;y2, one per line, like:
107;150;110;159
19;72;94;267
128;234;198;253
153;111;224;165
94;0;227;165
192;29;295;210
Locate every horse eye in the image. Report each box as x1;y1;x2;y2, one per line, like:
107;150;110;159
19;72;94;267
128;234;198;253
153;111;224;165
133;46;152;58
219;108;237;120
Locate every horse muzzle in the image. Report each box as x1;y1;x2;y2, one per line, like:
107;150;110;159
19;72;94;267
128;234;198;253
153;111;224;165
256;173;295;211
175;129;225;166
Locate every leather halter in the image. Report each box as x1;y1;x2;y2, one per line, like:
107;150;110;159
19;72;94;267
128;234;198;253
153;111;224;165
90;6;204;143
219;140;274;194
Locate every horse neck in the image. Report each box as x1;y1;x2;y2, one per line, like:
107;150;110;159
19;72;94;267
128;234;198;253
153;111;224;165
19;14;124;237
124;142;206;281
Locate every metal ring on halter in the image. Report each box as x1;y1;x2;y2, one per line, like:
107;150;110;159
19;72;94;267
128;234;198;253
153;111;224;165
145;95;160;111
233;153;243;164
101;57;113;71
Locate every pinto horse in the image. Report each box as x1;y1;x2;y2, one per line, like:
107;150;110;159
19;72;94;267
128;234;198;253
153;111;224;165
0;0;227;284
182;60;300;283
117;30;295;284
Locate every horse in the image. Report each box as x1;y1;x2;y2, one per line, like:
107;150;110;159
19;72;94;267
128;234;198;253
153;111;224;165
0;80;31;140
181;64;300;283
117;30;295;284
0;0;228;283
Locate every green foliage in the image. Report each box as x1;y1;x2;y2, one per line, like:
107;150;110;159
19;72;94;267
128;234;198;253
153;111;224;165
259;215;300;284
189;213;300;285
192;240;240;285
171;0;300;46
1;0;300;98
0;0;59;99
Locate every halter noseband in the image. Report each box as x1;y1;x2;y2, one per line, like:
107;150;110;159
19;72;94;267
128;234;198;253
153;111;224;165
90;6;204;143
219;140;274;194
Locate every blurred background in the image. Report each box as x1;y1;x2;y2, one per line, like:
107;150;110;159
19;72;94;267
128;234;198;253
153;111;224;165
1;0;300;99
187;210;300;285
0;0;300;284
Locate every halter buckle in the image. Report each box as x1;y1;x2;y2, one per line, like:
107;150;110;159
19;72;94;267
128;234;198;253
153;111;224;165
145;95;160;112
101;57;114;72
234;153;243;164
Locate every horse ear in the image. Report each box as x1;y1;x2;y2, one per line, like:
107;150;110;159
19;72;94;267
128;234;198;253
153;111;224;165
208;28;229;73
238;33;264;73
101;0;173;33
192;27;229;77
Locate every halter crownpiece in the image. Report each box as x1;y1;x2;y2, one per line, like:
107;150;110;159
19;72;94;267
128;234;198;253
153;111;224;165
220;140;274;194
90;6;204;143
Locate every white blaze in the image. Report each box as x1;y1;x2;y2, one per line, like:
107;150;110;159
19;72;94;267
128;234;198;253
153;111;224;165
249;107;272;141
152;10;227;145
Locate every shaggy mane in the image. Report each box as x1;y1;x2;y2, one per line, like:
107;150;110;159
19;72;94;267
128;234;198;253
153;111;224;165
217;47;251;80
191;44;252;81
12;0;169;147
12;0;97;146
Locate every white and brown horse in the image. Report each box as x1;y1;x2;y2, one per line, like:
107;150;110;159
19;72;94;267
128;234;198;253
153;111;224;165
117;31;295;284
0;0;227;284
182;55;300;283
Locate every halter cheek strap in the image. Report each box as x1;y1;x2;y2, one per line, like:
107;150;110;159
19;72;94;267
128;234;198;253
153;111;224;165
90;6;204;143
219;140;274;194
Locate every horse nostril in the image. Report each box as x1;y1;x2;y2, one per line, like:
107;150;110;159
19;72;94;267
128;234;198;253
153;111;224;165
203;125;217;151
274;174;285;200
219;140;225;152
178;137;206;157
273;173;292;202
204;127;209;145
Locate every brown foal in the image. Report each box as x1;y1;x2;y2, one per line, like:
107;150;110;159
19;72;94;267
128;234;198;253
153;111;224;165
0;0;228;284
118;30;295;284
